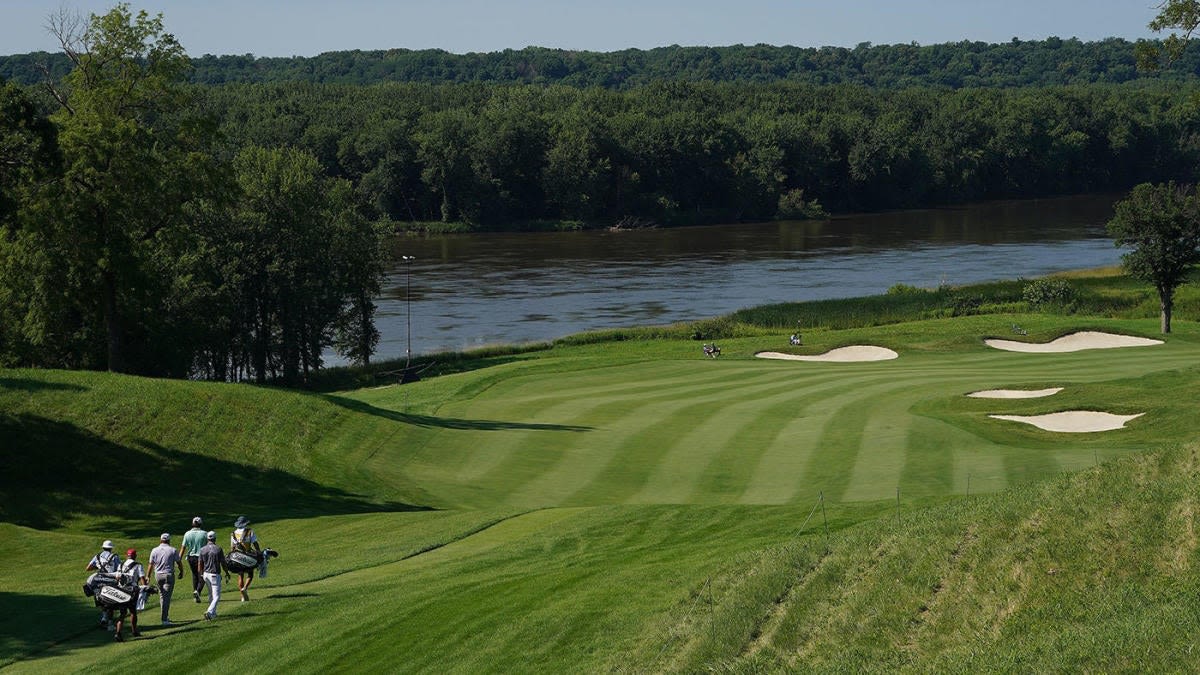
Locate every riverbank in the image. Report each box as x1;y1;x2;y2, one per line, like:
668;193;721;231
309;266;1185;391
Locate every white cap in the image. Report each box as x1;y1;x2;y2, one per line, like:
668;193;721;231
206;530;216;540
101;540;113;549
160;533;171;542
192;516;203;526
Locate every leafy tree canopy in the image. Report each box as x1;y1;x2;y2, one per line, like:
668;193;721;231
1107;181;1200;333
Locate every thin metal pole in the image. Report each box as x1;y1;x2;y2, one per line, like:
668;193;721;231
896;486;901;528
820;491;829;552
403;255;415;373
401;255;415;411
707;577;715;643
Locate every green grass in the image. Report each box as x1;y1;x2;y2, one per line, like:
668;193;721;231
4;270;1200;672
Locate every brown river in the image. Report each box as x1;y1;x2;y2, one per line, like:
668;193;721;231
367;194;1124;360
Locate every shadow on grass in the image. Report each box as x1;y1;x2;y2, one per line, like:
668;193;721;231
323;395;593;432
0;590;297;666
0;377;87;393
304;349;548;392
0;413;431;535
0;590;110;667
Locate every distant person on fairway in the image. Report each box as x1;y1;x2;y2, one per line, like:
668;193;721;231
199;531;229;620
113;549;147;641
85;539;119;630
149;532;184;626
179;516;207;603
231;515;261;601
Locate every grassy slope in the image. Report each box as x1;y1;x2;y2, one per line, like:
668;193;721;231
2;450;1196;672
3;273;1200;671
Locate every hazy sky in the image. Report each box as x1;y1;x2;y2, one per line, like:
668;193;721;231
0;1;1166;57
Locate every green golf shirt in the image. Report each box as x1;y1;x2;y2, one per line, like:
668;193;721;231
181;527;207;557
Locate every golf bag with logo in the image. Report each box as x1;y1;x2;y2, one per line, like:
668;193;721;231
224;548;279;574
83;573;144;610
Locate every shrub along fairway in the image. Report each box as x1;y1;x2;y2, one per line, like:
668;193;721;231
4;273;1200;671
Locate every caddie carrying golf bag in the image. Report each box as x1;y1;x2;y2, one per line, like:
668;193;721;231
83;573;138;610
224;548;280;574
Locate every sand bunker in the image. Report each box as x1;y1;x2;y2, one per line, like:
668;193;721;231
985;331;1163;353
756;346;898;362
989;411;1144;432
968;387;1063;399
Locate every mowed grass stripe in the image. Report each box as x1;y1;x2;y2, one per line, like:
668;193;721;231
373;364;683;505
446;357;753;482
468;362;796;504
495;366;808;506
786;374;941;504
477;360;744;409
586;368;868;505
840;390;919;502
628;376;844;504
697;369;899;505
561;370;868;506
735;364;982;505
901;416;988;497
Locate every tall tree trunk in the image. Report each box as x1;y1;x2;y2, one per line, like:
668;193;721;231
1160;289;1173;334
359;291;373;367
254;300;269;384
102;270;124;373
281;303;299;386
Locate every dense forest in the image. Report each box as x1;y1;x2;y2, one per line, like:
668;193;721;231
194;80;1200;227
5;38;1200;89
6;37;1200;230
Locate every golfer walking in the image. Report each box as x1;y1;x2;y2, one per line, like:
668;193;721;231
179;517;207;602
148;533;184;626
198;531;229;620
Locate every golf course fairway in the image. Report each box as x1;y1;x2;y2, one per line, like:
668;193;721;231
4;276;1200;672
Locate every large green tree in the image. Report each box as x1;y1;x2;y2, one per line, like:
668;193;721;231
0;80;61;367
1107;181;1200;333
223;146;384;384
32;4;218;373
1138;0;1200;69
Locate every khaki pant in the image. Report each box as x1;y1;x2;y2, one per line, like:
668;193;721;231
155;572;175;622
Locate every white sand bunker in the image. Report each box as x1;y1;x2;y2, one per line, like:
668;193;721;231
968;387;1063;399
756;346;898;362
989;411;1144;432
985;331;1163;353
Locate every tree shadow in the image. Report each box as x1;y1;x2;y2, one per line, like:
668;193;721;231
322;395;593;432
0;589;299;666
0;413;430;534
0;591;108;667
0;377;87;393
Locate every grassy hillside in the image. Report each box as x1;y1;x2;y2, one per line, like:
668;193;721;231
3;271;1200;671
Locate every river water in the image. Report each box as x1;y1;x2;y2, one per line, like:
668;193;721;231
371;194;1124;360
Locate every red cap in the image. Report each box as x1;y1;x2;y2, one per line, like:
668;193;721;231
126;548;137;557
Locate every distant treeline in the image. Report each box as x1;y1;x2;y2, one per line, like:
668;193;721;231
192;80;1200;227
5;38;1200;89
